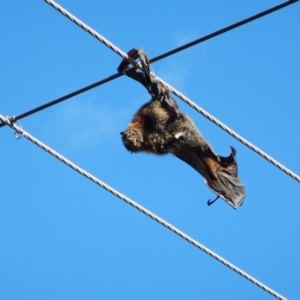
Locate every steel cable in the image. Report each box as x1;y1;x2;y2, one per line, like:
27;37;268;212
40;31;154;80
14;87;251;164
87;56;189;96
0;0;297;129
0;114;287;300
45;0;300;185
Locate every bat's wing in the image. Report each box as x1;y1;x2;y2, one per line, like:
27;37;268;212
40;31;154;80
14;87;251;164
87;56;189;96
174;148;214;180
207;147;245;209
175;146;246;209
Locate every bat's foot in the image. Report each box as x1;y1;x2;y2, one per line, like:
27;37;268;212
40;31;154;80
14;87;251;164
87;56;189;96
121;128;144;152
117;48;139;73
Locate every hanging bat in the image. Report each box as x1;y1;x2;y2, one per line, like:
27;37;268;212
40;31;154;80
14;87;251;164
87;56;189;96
118;48;246;209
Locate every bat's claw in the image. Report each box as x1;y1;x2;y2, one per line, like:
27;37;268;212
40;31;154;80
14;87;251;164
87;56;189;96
207;195;220;206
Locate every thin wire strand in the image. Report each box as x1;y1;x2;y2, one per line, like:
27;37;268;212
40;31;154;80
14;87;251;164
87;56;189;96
0;72;122;129
0;0;297;129
0;114;287;300
45;0;298;62
150;0;298;63
45;0;300;185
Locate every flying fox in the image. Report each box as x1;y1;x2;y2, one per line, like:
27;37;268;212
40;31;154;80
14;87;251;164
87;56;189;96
118;48;245;209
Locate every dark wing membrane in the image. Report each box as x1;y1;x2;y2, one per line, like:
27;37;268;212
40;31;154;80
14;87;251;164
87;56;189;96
175;147;246;209
174;149;213;182
205;172;246;209
211;147;246;208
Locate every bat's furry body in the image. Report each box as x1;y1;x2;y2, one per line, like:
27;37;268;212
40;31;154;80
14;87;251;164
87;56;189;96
119;49;245;208
122;99;219;180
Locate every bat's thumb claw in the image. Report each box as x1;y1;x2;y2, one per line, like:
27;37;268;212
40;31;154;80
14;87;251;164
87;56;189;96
207;195;220;206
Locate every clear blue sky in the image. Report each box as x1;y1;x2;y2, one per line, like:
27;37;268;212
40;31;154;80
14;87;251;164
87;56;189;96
1;1;299;299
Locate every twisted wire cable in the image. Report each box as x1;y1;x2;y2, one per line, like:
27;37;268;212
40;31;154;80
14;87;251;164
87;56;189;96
0;0;297;130
45;0;300;184
0;114;286;299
